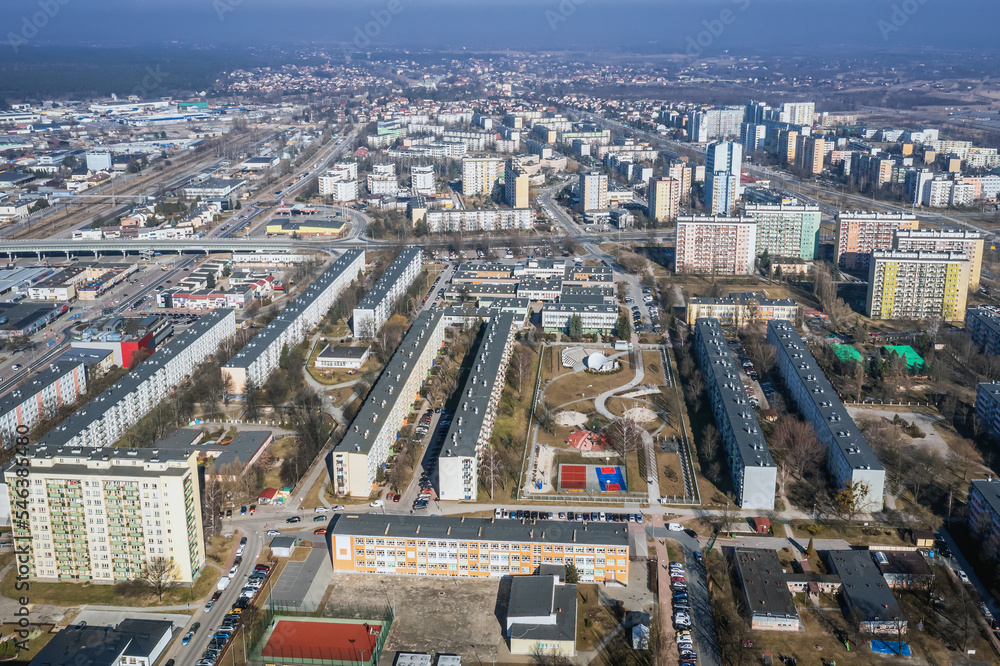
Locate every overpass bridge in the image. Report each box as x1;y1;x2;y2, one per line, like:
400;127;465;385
0;238;358;258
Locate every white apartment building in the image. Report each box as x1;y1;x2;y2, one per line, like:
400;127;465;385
223;249;365;394
0;361;87;449
319;163;359;202
767;320;885;512
439;312;517;501
675;216;757;275
705;142;743;215
779;102;815;126
7;446;205;583
411;165;435;195
425;208;535;233
353;247;423;337
36;309;236;450
743;204;822;260
333;311;447;497
366;173;399;196
688;107;743;143
462;157;501;196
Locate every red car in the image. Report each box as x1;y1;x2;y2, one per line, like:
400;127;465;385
393;494;400;502
254;564;270;572
385;493;394;502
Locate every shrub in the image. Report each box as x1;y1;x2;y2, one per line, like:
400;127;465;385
804;524;827;535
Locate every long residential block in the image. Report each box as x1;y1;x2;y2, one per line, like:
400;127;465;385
353;247;422;337
332;311;447;498
329;513;630;585
224;249;365;394
866;250;970;321
967;308;1000;355
694;319;776;509
0;361;87;448
767;320;885;511
976;382;1000;443
6;446;205;583
37;309;237;449
424;208;535;233
675;216;756;275
894;228;984;289
541;301;618;334
743;203;821;260
438;312;518;501
835;211;918;271
686;293;797;327
968;478;1000;562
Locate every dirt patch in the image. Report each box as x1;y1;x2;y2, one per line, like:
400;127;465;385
555;410;587;427
624;407;658;424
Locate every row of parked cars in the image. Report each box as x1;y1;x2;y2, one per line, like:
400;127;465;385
194;541;271;666
494;508;644;523
670;561;698;666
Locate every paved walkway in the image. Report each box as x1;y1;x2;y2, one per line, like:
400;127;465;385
595;343;646;420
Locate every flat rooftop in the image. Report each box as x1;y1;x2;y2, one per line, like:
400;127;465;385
735;548;798;620
356;247;422;311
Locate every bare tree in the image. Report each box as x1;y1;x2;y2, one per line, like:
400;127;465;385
769;417;825;478
508;346;533;396
609;410;643;455
138;557;180;601
700;423;720;460
479;445;503;499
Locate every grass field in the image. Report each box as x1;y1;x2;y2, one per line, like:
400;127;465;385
656;451;686;498
642;350;666;384
575;583;620;651
545;364;636;408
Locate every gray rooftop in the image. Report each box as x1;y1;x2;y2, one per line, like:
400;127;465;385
695;319;775;469
971;478;1000;517
37;309;233;449
508;582;577;644
734;548;798;620
689;292;796;307
0;360;83;423
518;277;563;293
20;443;196;466
543;301;617;316
318;345;369;361
31;619;172;666
968;308;1000;339
440;312;517;459
767;320;883;471
226;249;363;370
269;536;297;550
329;513;630;547
335;310;444;456
828;549;902;623
561;285;615;302
508;574;556;620
356;247;422;311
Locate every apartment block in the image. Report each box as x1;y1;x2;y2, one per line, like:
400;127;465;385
835;212;919;270
705;142;742;215
967;308;1000;355
439;313;517;501
424;208;535;233
504;157;530;209
541;302;618;334
686;293;797;327
37;310;237;450
694;319;776;509
319;163;359;202
332;311;447;497
795;136;825;175
6;446;205;583
675;216;757;275
648;177;681;223
688;107;743;143
743;204;821;260
462;157;501;197
353;248;423;337
0;361;86;448
968;478;1000;561
329;513;630;585
411;164;435;195
767;320;885;511
224;249;365;394
667;162;694;202
578;172;609;212
779;102;815;126
894;228;984;289
866;251;970;321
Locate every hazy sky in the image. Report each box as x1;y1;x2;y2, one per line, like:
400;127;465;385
4;0;997;53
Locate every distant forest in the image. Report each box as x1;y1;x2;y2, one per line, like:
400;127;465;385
0;46;261;102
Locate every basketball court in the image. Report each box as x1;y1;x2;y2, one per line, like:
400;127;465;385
260;618;383;665
558;464;627;493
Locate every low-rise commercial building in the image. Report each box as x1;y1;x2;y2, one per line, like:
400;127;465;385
541;302;618;334
315;345;370;370
695;319;777;509
328;513;629;585
866;250;970;321
31;619;174;666
828;550;906;635
438;313;517;501
224;249;365;394
686;293;797;327
506;575;577;656
6;445;205;582
265;218;346;237
767;320;885;511
353;247;422;337
734;549;800;630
